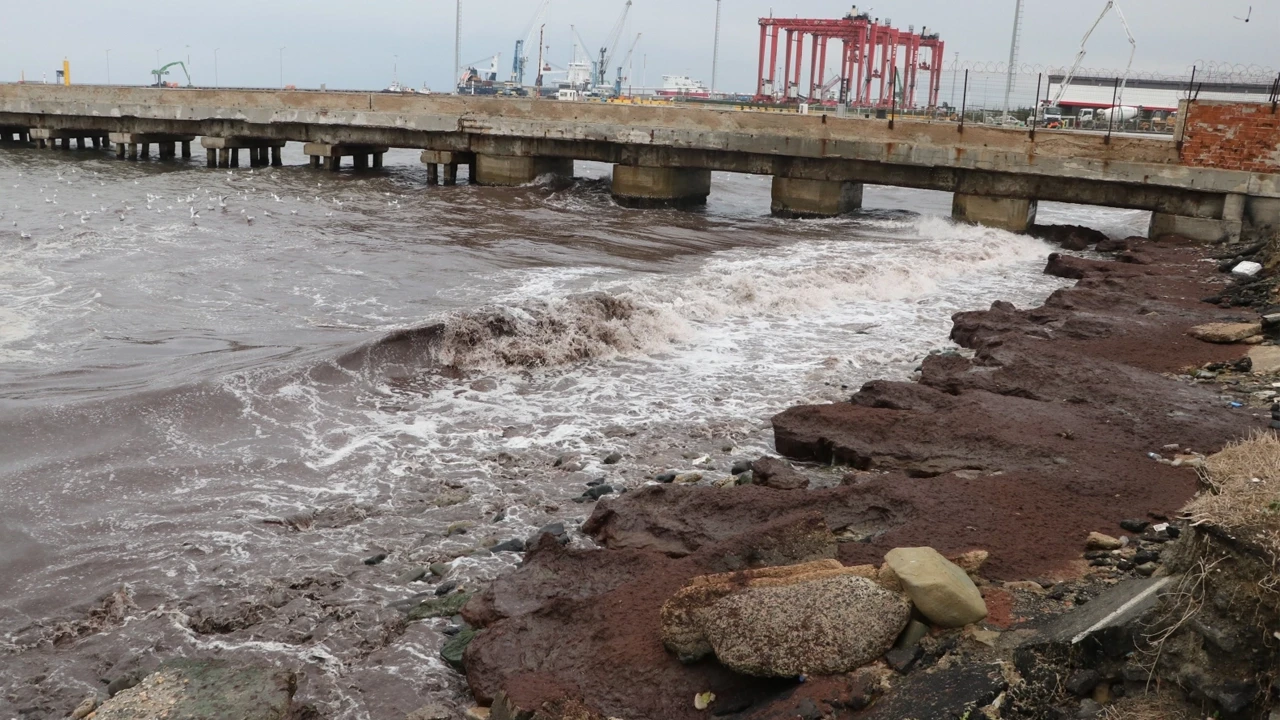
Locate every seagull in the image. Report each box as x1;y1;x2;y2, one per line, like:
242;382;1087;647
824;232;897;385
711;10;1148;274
20;232;31;239
247;216;255;224
1235;5;1252;21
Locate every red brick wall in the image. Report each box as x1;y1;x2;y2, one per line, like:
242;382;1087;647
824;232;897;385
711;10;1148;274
1179;101;1280;172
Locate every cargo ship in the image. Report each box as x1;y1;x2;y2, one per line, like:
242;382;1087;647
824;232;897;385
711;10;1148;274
655;75;710;98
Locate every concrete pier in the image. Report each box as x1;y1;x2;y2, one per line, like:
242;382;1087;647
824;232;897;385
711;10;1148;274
1150;193;1245;243
420;150;476;186
771;177;864;218
109;132;196;161
952;194;1039;233
202;137;286;169
0;127;29;143
30;128;108;150
474;154;573;186
611;166;712;209
305;143;388;172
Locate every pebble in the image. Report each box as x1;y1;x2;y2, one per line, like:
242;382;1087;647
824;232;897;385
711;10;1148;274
655;471;677;483
1135;562;1158;577
70;697;97;720
582;484;615;501
730;459;752;475
464;708;491;720
435;581;459;596
884;645;922;673
429;563;450;577
1076;698;1102;719
1085;532;1123;551
674;472;703;484
1119;519;1149;533
397;567;429;584
1132;550;1159;565
603;451;623;465
363;553;388;566
490;538;526;553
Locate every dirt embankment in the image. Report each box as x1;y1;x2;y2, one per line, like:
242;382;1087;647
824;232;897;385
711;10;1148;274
457;235;1268;720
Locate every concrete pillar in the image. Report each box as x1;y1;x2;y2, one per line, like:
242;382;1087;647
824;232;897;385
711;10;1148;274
443;163;459;185
230;148;239;168
1149;213;1242;244
93;136;102;150
206;148;217;168
127;143;139;160
327;156;341;171
952;193;1038;233
468;160;478;184
474;154;574;186
310;155;321;169
116;143;126;159
271;146;282;167
140;143;150;159
611;166;713;209
218;148;230;168
771;177;864;218
353;153;368;170
372;152;383;169
182;141;191;159
426;164;439;185
75;137;83;150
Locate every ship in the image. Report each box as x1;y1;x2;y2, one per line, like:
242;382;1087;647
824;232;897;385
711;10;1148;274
655;75;710;98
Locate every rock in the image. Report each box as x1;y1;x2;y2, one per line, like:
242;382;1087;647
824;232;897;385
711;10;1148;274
446;521;474;536
1135;562;1158;576
396;567;429;584
463;708;490;720
527;522;569;547
1132;549;1159;565
560;461;584;472
1085;532;1123;551
674;472;703;484
581;484;615;501
1065;669;1102;696
885;645;923;673
950;549;990;575
750;456;810;490
363;553;388;566
1249;345;1280;374
1119;519;1149;533
440;627;477;670
1233;261;1263;277
895;619;930;649
730;459;752;475
659;559;902;675
1096;237;1131;253
1188;322;1263;344
435;580;459;596
91;659;295;720
883;547;987;628
654;471;677;483
406;703;452;720
1076;698;1102;719
699;574;910;676
604;451;623;465
407;592;474;621
860;662;1007;720
105;672;143;698
490;539;526;553
70;697;97;720
429;562;450;577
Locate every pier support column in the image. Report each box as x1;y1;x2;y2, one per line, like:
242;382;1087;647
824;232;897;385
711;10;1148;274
474;154;573;186
310;155;320;169
230;148;239;167
92;136;101;150
443;163;458;185
1149;194;1245;244
372;152;383;169
271;146;282;167
951;193;1038;233
206;148;217;168
127;143;139;160
218;148;230;168
140;144;150;159
421;150;474;187
182;141;191;159
425;164;439;185
116;143;127;159
771;177;864;218
611;166;712;209
353;153;368;170
74;137;83;150
327;156;340;171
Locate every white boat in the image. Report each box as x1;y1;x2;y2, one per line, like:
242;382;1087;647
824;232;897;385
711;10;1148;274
656;75;710;98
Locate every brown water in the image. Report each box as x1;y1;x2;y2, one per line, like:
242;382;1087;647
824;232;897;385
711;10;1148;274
0;143;1149;718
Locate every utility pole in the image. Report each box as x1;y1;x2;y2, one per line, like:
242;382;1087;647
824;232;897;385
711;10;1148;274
454;0;462;93
214;48;220;88
1002;0;1024;122
105;49;111;84
279;47;286;88
711;0;722;96
950;51;958;106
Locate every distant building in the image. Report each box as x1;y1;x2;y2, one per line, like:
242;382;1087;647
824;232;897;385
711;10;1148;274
1047;74;1274;113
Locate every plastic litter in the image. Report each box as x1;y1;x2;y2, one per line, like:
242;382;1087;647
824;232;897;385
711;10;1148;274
1232;261;1263;277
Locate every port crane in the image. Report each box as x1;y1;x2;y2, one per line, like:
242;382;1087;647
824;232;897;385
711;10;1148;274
614;32;642;96
596;0;632;87
150;61;192;88
1051;0;1137;110
511;0;552;86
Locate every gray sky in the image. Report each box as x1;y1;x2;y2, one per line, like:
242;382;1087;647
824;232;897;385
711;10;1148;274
0;1;1273;92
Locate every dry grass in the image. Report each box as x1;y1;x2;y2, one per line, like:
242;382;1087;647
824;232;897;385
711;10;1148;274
1101;690;1200;720
1185;430;1280;563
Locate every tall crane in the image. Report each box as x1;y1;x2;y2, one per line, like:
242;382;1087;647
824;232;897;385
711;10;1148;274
512;0;552;85
597;0;633;87
1051;0;1137;110
151;61;192;87
614;33;642;96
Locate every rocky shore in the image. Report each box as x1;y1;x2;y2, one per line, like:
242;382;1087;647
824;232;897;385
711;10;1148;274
66;229;1280;719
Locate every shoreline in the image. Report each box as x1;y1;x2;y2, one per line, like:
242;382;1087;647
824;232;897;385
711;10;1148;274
453;230;1269;719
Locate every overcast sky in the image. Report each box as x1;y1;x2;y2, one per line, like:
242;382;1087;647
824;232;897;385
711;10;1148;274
0;0;1272;92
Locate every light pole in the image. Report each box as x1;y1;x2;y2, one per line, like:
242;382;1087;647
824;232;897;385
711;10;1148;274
711;0;721;96
186;45;191;83
105;49;111;84
279;47;286;88
950;51;959;106
454;0;462;93
214;48;220;88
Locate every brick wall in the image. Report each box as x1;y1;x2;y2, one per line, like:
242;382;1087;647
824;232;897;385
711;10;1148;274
1180;101;1280;172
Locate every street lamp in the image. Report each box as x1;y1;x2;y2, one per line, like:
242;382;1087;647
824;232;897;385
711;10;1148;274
105;49;111;84
279;47;286;88
214;48;220;88
186;45;191;84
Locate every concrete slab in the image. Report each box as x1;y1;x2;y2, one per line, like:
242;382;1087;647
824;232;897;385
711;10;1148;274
303;142;389;157
1150;212;1243;244
201;136;286;149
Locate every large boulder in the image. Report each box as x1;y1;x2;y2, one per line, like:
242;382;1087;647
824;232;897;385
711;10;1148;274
661;560;908;677
91;659;296;720
884;547;987;628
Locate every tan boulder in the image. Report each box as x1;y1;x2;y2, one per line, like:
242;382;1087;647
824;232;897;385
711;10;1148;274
949;550;990;575
883;547;988;628
1188;322;1262;344
1249;345;1280;374
1086;532;1123;551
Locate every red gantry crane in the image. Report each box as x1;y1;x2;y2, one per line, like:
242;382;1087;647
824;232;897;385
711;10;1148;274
755;5;945;109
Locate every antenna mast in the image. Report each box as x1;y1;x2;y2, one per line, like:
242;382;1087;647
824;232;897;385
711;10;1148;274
454;0;462;91
1002;0;1024;121
711;0;722;96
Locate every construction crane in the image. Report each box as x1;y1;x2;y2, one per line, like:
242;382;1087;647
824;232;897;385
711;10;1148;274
1051;0;1137;110
511;0;552;85
614;32;642;96
597;0;632;87
150;61;192;87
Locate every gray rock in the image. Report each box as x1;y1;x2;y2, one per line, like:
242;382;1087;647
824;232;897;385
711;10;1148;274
396;567;429;584
490;538;526;553
435;580;459;596
407;592;474;621
1065;669;1102;696
428;563;450;577
92;660;295;720
603;451;623;465
1076;698;1102;719
895;619;930;649
1135;562;1158;577
884;547;987;628
655;471;677;483
582;485;615;501
730;459;753;475
885;645;923;673
363;553;388;566
406;703;452;720
700;574;910;677
439;627;477;670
